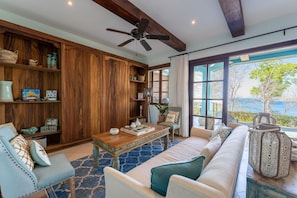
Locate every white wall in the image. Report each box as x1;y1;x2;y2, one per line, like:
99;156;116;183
0;9;147;64
147;12;297;66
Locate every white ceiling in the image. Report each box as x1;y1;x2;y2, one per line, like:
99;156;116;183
1;0;297;64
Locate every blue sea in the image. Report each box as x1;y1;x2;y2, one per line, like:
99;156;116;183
230;98;297;116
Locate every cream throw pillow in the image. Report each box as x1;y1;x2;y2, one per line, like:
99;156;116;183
200;135;222;167
165;112;176;123
168;110;179;123
10;135;34;170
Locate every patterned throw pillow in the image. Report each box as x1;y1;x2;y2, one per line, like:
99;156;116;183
165;112;176;123
209;124;231;142
30;140;51;166
168;110;179;123
10;135;34;171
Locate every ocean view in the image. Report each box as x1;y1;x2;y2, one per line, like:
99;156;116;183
230;98;297;116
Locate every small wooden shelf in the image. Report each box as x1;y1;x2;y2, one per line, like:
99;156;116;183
0;63;60;72
130;80;145;83
129;115;146;120
130;98;146;102
22;131;60;138
0;100;61;104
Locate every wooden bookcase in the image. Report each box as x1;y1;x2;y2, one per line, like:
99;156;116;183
0;31;61;150
129;63;148;123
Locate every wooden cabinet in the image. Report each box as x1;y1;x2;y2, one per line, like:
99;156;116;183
129;63;148;122
0;30;61;150
0;20;148;151
61;45;101;143
100;56;129;132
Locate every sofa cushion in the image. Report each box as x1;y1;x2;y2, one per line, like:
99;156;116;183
151;155;205;196
30;140;51;166
200;135;221;167
10;135;34;170
210;124;231;142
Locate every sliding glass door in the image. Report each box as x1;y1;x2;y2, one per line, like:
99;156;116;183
189;59;228;130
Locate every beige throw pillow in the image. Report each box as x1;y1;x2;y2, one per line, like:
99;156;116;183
168;110;179;123
165;112;176;123
200;135;222;167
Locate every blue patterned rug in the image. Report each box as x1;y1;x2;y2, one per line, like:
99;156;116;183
48;139;180;198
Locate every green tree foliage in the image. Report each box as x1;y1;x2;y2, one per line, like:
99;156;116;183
249;60;297;113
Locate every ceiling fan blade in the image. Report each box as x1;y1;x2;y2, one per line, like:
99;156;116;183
138;18;149;34
140;39;152;51
146;34;170;40
106;28;131;36
118;39;135;47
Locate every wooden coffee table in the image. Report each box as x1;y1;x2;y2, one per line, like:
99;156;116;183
92;123;170;170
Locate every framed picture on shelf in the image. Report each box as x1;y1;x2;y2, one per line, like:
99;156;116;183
45;90;57;101
138;92;144;100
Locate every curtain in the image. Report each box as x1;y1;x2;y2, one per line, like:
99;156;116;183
169;54;189;137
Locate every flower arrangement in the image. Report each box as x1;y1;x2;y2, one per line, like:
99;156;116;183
155;103;168;115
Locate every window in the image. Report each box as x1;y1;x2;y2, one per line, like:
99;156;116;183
149;69;169;104
190;61;227;130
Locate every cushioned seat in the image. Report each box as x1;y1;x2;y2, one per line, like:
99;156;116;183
159;106;182;141
0;123;76;197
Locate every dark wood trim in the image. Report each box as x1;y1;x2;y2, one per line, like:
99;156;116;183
148;63;170;71
92;0;186;52
219;0;245;37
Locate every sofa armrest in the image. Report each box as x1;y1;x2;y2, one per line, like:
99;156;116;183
104;167;161;198
190;127;212;139
166;175;224;198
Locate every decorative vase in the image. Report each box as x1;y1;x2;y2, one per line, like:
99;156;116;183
51;53;57;69
47;54;52;68
0;81;13;101
135;118;141;126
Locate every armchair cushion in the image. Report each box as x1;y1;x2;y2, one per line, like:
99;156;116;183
10;135;34;170
168;110;179;123
30;140;51;166
33;154;75;189
151;155;205;196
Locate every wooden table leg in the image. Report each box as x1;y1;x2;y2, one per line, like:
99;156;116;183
163;134;169;150
93;144;99;167
113;155;120;170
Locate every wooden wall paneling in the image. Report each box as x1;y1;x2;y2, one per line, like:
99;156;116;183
100;56;129;132
62;45;99;143
89;52;101;135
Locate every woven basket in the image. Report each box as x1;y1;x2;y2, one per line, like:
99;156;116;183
0;48;18;64
249;125;292;178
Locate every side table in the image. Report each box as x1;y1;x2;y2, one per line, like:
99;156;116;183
246;162;297;198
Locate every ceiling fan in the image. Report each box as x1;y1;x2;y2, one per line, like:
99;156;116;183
106;18;170;51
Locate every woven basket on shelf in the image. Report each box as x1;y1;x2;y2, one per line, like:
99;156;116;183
0;48;18;64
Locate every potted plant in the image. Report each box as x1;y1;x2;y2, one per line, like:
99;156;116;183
155;103;168;122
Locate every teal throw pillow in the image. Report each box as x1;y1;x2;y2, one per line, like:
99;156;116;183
30;140;51;166
151;155;205;196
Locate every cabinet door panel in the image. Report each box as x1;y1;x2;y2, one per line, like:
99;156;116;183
62;45;101;143
100;56;129;132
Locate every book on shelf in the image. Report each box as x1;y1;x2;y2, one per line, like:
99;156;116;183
121;125;155;136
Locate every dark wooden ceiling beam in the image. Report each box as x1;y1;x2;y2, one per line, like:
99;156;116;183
93;0;186;52
219;0;245;37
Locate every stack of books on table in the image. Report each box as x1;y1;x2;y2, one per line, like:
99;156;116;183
121;125;155;136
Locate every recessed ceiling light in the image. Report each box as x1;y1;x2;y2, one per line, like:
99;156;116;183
67;1;73;6
191;20;196;25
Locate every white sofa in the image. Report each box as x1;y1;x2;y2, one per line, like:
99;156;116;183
104;124;248;198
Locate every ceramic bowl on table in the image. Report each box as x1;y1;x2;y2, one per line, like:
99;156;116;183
110;128;119;135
